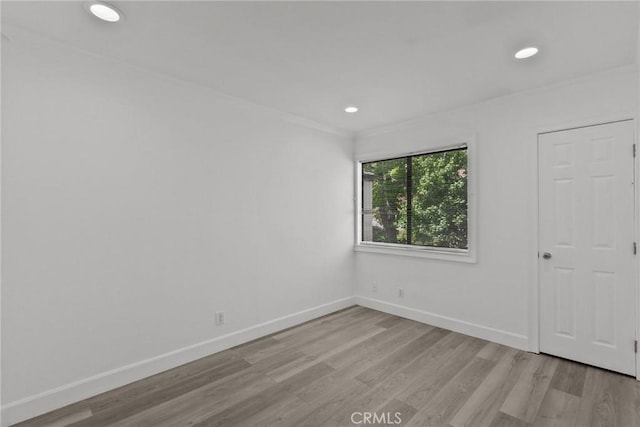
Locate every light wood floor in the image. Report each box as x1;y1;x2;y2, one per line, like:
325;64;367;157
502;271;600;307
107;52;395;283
14;306;640;427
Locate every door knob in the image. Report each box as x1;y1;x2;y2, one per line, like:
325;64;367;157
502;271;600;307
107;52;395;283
542;252;552;260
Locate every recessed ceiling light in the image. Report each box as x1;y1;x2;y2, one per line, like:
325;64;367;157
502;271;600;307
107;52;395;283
514;46;539;59
87;2;122;22
345;106;359;113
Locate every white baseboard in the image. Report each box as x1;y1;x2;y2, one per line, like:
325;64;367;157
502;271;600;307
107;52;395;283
1;296;356;427
355;296;528;351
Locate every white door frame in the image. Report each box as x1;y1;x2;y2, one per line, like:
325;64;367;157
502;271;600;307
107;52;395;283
529;113;639;379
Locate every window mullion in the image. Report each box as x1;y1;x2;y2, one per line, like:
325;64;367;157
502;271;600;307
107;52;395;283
406;156;412;245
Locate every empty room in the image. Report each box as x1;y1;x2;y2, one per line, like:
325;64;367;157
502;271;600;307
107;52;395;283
2;1;640;426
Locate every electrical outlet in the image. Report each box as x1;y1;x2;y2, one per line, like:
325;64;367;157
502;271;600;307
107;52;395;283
216;311;225;325
398;288;404;298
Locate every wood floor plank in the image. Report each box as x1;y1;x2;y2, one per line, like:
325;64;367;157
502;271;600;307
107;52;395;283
477;342;510;363
376;316;403;329
12;406;93;427
284;378;370;427
355;327;450;387
611;369;640;427
449;348;532;427
273;307;383;349
397;336;487;410
14;409;93;427
320;365;417;425
297;319;386;357
269;306;363;341
269;314;386;366
236;336;287;364
239;394;312;427
325;321;431;374
533;388;580;427
70;358;252;426
489;412;532;427
375;399;418;426
254;369;364;426
499;354;559;424
575;367;640;427
404;356;495;427
191;362;335;426
267;327;384;383
291;369;351;404
45;410;93;427
246;349;309;373
82;347;242;416
322;330;470;426
576;368;617;427
14;307;640;427
549;358;587;397
321;365;417;425
189;382;291;427
265;353;319;382
325;332;469;426
110;369;277;427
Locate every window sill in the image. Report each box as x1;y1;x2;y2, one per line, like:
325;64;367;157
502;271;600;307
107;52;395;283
354;242;476;263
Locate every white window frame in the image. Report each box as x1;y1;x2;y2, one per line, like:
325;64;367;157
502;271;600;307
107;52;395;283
354;137;477;263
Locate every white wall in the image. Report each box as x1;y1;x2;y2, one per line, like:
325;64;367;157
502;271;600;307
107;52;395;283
1;29;354;424
355;66;639;351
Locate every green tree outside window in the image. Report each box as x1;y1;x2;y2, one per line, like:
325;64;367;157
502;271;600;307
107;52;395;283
362;148;468;249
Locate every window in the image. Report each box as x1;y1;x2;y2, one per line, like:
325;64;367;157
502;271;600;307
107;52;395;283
359;146;471;257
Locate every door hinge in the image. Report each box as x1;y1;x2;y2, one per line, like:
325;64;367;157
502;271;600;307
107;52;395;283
634;144;637;158
634;242;637;255
635;340;637;353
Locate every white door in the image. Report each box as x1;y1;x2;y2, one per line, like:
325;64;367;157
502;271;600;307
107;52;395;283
539;120;636;376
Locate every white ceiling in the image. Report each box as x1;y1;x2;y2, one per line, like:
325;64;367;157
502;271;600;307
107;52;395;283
3;1;639;133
